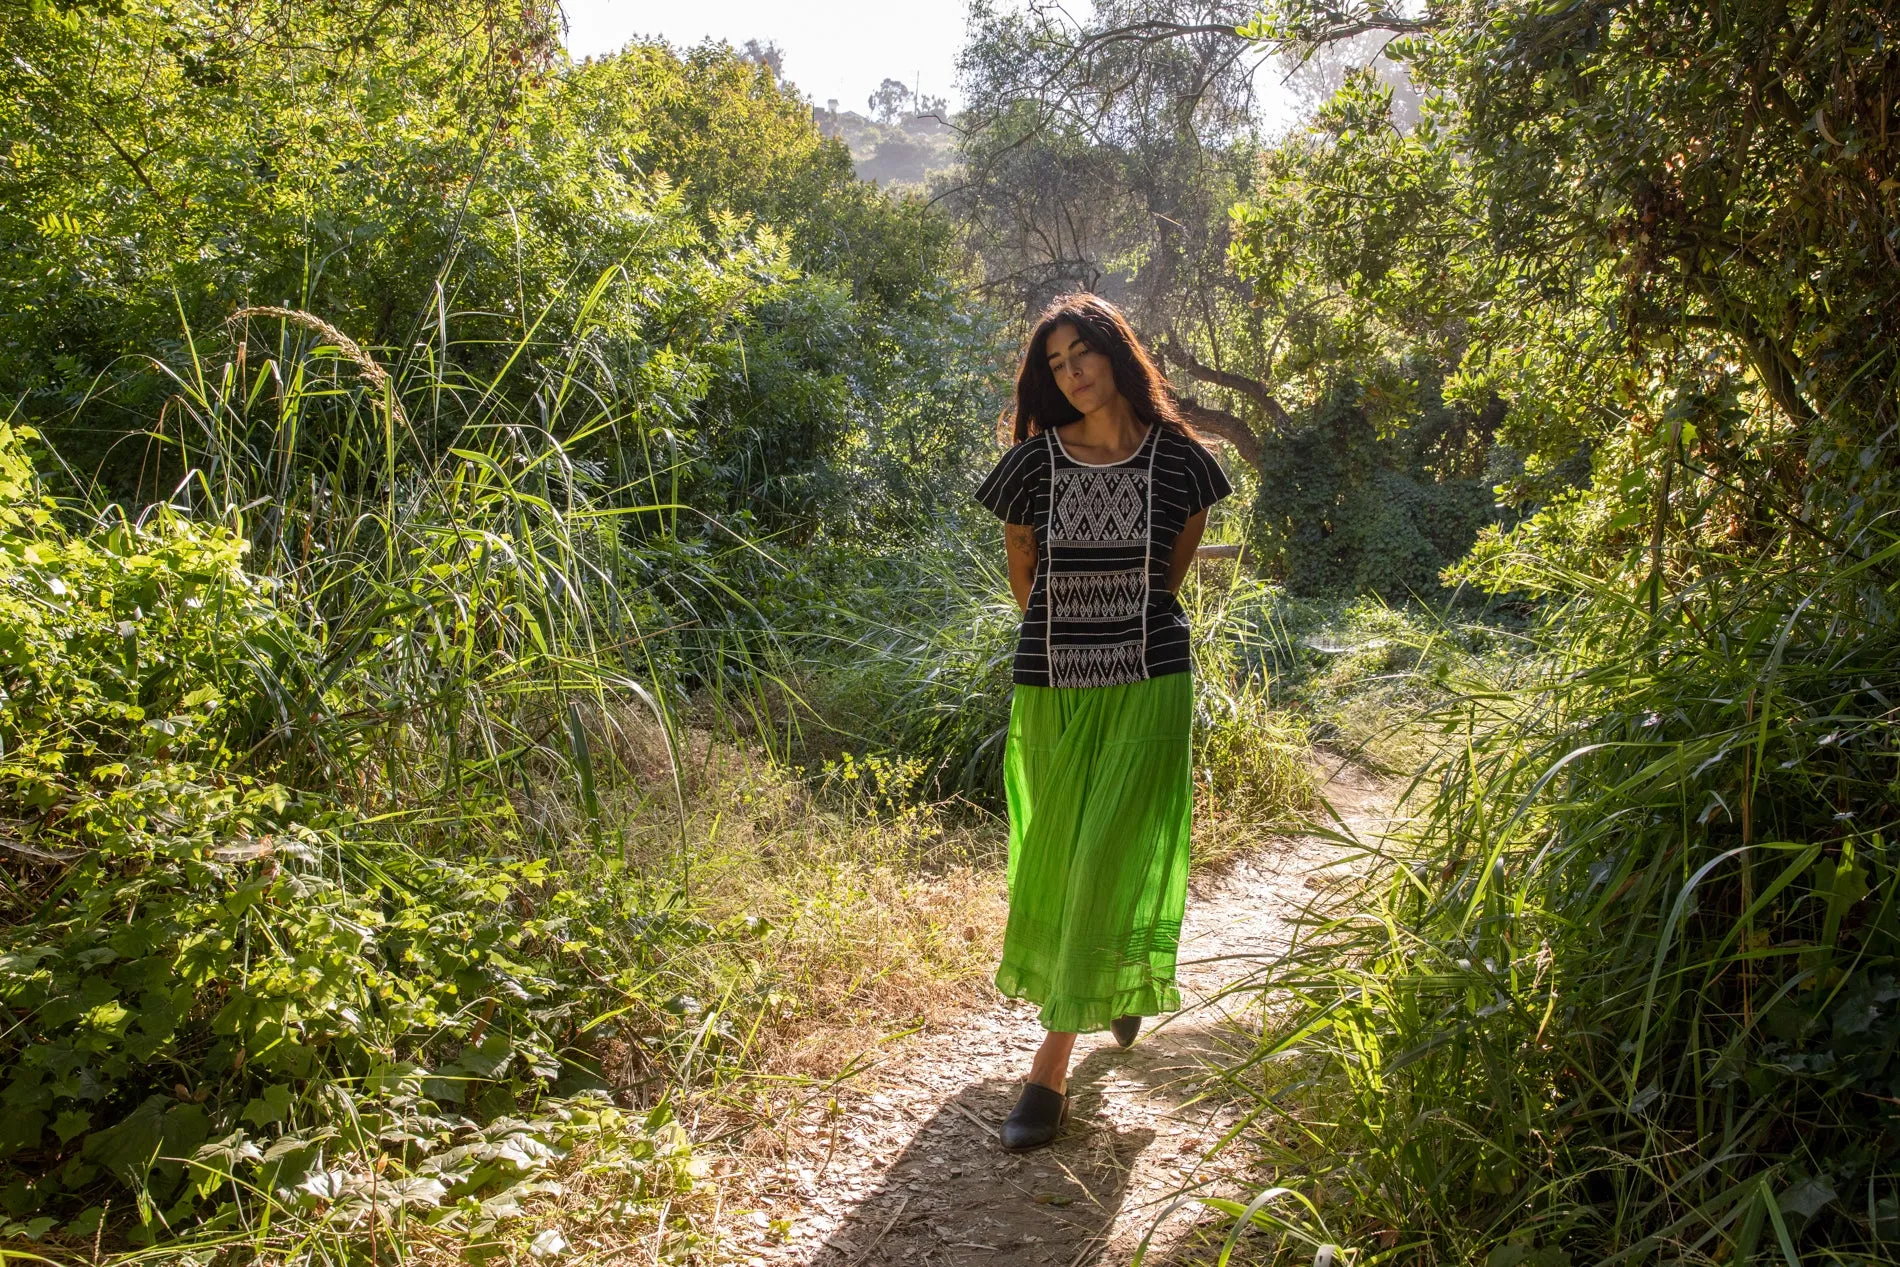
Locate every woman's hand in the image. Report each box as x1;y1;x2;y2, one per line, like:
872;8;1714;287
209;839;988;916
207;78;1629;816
1005;523;1038;614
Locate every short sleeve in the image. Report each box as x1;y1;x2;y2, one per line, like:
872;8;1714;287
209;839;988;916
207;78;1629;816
973;439;1041;525
1181;434;1234;516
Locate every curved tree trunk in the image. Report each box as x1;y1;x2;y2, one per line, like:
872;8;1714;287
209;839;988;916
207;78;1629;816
1175;395;1265;471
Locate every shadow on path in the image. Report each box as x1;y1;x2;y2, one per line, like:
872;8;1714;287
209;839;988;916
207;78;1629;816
741;769;1392;1266
800;1004;1292;1265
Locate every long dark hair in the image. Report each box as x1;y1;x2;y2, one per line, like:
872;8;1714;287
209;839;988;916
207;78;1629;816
1008;293;1189;445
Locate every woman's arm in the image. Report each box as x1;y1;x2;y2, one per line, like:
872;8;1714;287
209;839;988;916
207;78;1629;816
1166;509;1209;595
1005;523;1038;613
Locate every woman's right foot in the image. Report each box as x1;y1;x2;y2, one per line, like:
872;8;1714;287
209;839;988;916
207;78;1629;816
1111;1015;1141;1047
1000;1082;1068;1151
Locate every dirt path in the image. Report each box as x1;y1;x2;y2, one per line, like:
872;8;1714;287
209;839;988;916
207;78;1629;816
720;762;1393;1267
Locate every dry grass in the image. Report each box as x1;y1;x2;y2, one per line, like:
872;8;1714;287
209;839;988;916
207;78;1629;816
317;729;1016;1267
610;726;1012;1076
1192;700;1317;873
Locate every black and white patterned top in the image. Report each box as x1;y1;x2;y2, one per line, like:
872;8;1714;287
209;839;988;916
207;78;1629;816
973;424;1234;689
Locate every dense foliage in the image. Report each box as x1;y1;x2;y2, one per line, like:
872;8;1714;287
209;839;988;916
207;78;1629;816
0;413;708;1248
0;2;1012;1256
1;0;996;531
949;3;1509;597
1199;0;1900;1260
1240;381;1504;598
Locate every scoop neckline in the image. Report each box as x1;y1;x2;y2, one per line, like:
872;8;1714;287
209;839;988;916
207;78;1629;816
1050;422;1154;468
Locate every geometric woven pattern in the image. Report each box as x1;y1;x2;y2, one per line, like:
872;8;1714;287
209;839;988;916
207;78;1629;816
1049;639;1148;688
1049;569;1146;621
972;423;1233;688
1051;469;1149;544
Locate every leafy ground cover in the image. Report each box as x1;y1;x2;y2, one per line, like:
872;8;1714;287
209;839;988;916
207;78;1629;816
0;416;709;1257
0;403;1010;1262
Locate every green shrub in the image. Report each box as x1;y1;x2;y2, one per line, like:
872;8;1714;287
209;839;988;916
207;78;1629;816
1246;387;1505;600
1244;533;1900;1262
0;421;717;1249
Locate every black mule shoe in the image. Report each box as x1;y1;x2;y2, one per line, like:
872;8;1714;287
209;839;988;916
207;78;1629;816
1000;1082;1068;1151
1111;1015;1141;1048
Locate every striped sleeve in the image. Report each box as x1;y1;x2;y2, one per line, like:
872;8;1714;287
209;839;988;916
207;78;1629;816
973;439;1041;525
1180;434;1233;515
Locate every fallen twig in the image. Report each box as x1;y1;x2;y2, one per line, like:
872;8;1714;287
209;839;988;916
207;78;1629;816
843;1195;910;1267
1065;1232;1108;1267
946;1100;998;1139
1050;1156;1104;1210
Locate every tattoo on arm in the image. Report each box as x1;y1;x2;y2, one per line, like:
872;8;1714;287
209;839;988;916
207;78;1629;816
1004;523;1037;613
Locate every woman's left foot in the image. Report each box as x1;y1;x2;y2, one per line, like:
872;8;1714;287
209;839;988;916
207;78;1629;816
1000;1082;1068;1151
1111;1015;1141;1048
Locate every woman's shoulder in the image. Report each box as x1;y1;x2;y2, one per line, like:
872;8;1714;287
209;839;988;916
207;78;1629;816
974;431;1051;508
998;430;1055;472
1154;424;1217;465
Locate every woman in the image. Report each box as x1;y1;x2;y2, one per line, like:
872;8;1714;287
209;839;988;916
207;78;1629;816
973;294;1232;1151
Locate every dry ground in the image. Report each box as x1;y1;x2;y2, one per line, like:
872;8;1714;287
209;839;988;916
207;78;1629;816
708;759;1393;1267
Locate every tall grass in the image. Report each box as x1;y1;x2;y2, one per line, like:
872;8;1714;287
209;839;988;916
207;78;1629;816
146;300;736;821
0;292;831;1260
1182;561;1317;860
768;531;1316;835
774;530;1020;803
1218;528;1900;1263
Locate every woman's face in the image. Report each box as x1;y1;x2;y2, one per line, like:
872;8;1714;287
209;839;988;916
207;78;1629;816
1044;322;1121;415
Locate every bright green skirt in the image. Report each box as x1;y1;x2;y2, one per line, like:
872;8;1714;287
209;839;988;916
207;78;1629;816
995;671;1193;1034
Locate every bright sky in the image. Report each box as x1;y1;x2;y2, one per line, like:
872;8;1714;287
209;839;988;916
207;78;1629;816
561;0;972;117
560;0;1304;132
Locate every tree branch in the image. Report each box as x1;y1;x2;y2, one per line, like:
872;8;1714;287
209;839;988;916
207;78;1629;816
83;112;162;200
14;53;165;201
1174;394;1264;470
1661;304;1817;426
1275;15;1437;46
1076;20;1254;46
1157;338;1295;434
1714;308;1815;427
1069;12;1437;67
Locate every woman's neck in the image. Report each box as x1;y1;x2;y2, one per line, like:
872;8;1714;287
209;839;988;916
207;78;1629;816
1057;397;1146;460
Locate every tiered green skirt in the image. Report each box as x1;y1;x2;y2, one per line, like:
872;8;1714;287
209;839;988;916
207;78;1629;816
994;671;1193;1034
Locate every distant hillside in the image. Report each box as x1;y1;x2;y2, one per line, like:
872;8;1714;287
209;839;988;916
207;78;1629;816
816;107;959;192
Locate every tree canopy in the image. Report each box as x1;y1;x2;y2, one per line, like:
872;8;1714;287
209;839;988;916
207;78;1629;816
1;0;998;532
